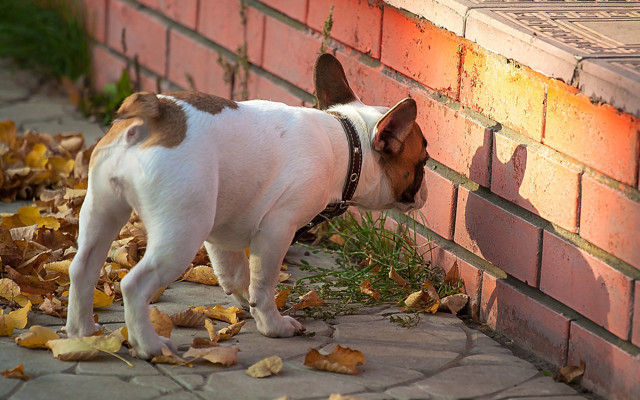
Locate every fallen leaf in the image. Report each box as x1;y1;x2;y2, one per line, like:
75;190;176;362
388;266;408;287
0;278;21;301
39;297;65;318
217;320;246;340
93;288;114;308
275;289;290;309
1;364;30;380
359;279;381;301
444;260;460;286
556;360;585;383
149;307;172;338
438;293;469;315
8;300;32;329
328;395;366;400
0;315;16;336
191;337;219;349
304;345;365;375
191;305;242;324
204;318;219;342
15;325;60;348
47;334;123;361
278;271;291;283
328;234;345;246
151;345;192;366
150;286;166;303
170;309;206;328
183;346;238;367
292;290;324;314
182;265;219;285
246;355;283;378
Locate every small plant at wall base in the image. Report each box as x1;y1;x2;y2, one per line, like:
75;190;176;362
285;212;466;321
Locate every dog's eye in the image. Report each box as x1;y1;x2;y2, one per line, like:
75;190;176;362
403;171;410;179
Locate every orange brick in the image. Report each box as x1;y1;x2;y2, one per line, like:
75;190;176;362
460;44;547;142
418;168;455;240
411;89;492;187
381;7;460;98
481;275;570;367
107;0;167;76
82;0;107;43
247;71;303;105
137;0;198;29
429;245;482;312
91;46;126;91
167;30;228;97
580;175;640;267
540;231;633;340
492;131;580;232
260;0;308;23
198;0;264;65
307;0;383;58
262;16;322;93
545;80;640;186
454;186;541;286
568;322;640;400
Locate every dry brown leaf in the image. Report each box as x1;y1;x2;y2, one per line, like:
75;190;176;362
217;320;246;340
304;345;365;375
438;293;469;315
0;278;21;301
359;279;381;301
204;318;219;342
39;297;65;318
404;288;439;314
278;271;291;283
150;345;192;366
246;355;283;378
388;266;408;287
556;360;586;383
47;334;123;361
1;364;30;380
191;337;219;349
275;289;290;309
292;290;324;314
444;260;460;286
183;346;238;367
182;265;218;285
328;395;366;400
191;305;242;324
15;325;60;348
328;234;345;246
149;307;173;338
170;309;206;328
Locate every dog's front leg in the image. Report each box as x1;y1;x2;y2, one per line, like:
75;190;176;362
248;223;304;337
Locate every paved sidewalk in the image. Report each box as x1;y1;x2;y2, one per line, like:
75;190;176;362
0;64;591;400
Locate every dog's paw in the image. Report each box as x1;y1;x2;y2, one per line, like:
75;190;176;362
130;335;177;360
256;315;304;338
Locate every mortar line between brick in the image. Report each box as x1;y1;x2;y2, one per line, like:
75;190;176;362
540;84;548;144
164;26;170;80
563;320;571;366
535;228;543;290
628;280;636;342
450;184;458;241
575;170;584;236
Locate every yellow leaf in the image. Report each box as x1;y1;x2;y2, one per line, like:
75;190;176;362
183;346;238;367
1;364;30;380
48;157;74;176
15;206;60;230
246;355;283;378
182;265;219;285
150;285;166;303
217;320;246;341
0;120;17;148
47;334;123;361
0;278;21;301
8;300;32;329
191;305;242;324
151;345;191;366
304;345;365;375
204;318;218;342
44;260;71;275
15;325;60;349
0;315;16;336
275;289;290;309
93;289;114;309
359;279;381;301
149;307;173;338
25;143;47;169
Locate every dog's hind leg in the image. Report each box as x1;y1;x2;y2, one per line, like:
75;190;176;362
120;206;215;359
66;188;132;338
204;244;250;308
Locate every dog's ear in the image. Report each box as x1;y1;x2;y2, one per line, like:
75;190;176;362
116;92;160;119
373;98;417;156
314;53;359;110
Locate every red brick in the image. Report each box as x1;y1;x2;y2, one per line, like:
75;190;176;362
334;51;409;107
260;0;308;23
481;275;570;367
307;0;382;58
417;168;455;240
545;80;640;186
411;89;492;187
429;245;482;311
540;231;633;339
262;16;322;94
492;131;580;232
198;0;264;65
138;71;165;94
454;187;541;286
580;175;640;267
460;43;547;142
91;46;126;91
568;322;640;400
107;0;167;76
381;7;460;98
137;0;198;29
167;30;228;97
247;71;303;105
82;0;107;43
633;281;640;347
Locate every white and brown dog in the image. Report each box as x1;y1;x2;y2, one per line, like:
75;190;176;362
65;54;428;359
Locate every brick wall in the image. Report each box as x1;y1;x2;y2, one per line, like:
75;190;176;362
82;1;640;398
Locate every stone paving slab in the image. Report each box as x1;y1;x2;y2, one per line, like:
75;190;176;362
0;63;593;399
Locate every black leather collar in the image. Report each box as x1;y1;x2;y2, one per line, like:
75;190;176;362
291;111;363;244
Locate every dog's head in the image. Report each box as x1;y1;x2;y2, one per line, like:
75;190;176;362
314;53;428;212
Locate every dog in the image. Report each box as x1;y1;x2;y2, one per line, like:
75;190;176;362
65;53;429;359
